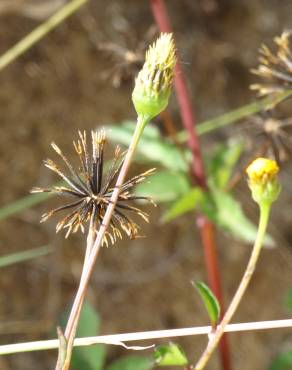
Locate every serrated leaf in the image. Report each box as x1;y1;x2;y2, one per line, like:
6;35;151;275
135;170;190;203
212;189;274;247
154;344;188;366
193;281;220;325
207;141;243;190
269;351;292;370
106;355;154;370
106;122;189;171
60;301;106;370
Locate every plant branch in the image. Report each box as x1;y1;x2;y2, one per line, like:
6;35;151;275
194;202;271;370
0;91;291;223
56;115;150;370
1;318;292;355
0;0;88;71
149;1;231;369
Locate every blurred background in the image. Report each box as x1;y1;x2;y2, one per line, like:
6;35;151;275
1;1;292;369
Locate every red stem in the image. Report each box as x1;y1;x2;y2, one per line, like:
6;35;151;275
150;1;232;370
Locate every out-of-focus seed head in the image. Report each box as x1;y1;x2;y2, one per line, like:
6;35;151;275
250;30;292;101
246;157;281;205
132;33;176;120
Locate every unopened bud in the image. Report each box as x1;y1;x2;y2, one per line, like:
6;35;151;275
246;157;281;205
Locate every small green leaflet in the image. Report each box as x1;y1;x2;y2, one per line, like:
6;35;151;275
105;355;154;370
162;187;204;222
154;344;188;366
106;121;189;171
211;188;274;246
207;141;243;190
162;187;216;223
193;281;220;325
283;288;292;313
135;170;190;203
269;351;292;370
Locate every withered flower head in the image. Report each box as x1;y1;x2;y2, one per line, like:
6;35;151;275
31;130;154;245
251;30;292;97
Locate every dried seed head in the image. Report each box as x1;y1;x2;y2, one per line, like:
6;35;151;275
31;130;155;245
132;33;176;119
251;30;292;100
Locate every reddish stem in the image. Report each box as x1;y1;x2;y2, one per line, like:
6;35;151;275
150;1;232;370
198;217;231;370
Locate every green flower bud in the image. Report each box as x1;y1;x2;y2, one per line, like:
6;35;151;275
246;157;281;206
132;33;176;120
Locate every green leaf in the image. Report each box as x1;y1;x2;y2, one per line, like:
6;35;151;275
283;288;292;313
193;281;220;325
162;187;204;222
61;301;106;370
212;189;274;246
0;245;51;268
107;122;189;171
135;170;190;203
154;344;188;366
207;141;243;190
106;355;154;370
269;351;292;370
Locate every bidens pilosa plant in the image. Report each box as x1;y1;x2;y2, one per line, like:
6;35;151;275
31;32;176;370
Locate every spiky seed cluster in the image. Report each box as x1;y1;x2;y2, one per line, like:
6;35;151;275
246;157;281;205
31;130;154;245
251;30;292;97
132;33;176;119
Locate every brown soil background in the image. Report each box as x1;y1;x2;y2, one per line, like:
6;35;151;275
0;1;292;369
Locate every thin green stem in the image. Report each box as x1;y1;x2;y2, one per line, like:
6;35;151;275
194;202;271;370
0;0;88;71
178;90;292;141
0;245;51;268
57;114;149;370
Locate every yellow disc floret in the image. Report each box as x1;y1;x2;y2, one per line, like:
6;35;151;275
246;157;280;206
246;157;279;183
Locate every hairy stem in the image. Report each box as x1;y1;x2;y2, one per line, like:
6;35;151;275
56;115;149;370
194;202;271;370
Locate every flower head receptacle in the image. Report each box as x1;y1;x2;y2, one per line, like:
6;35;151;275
246;157;281;206
132;33;176;120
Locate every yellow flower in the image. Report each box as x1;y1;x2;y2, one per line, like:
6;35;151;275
132;33;176;119
246;158;279;183
246;157;280;205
